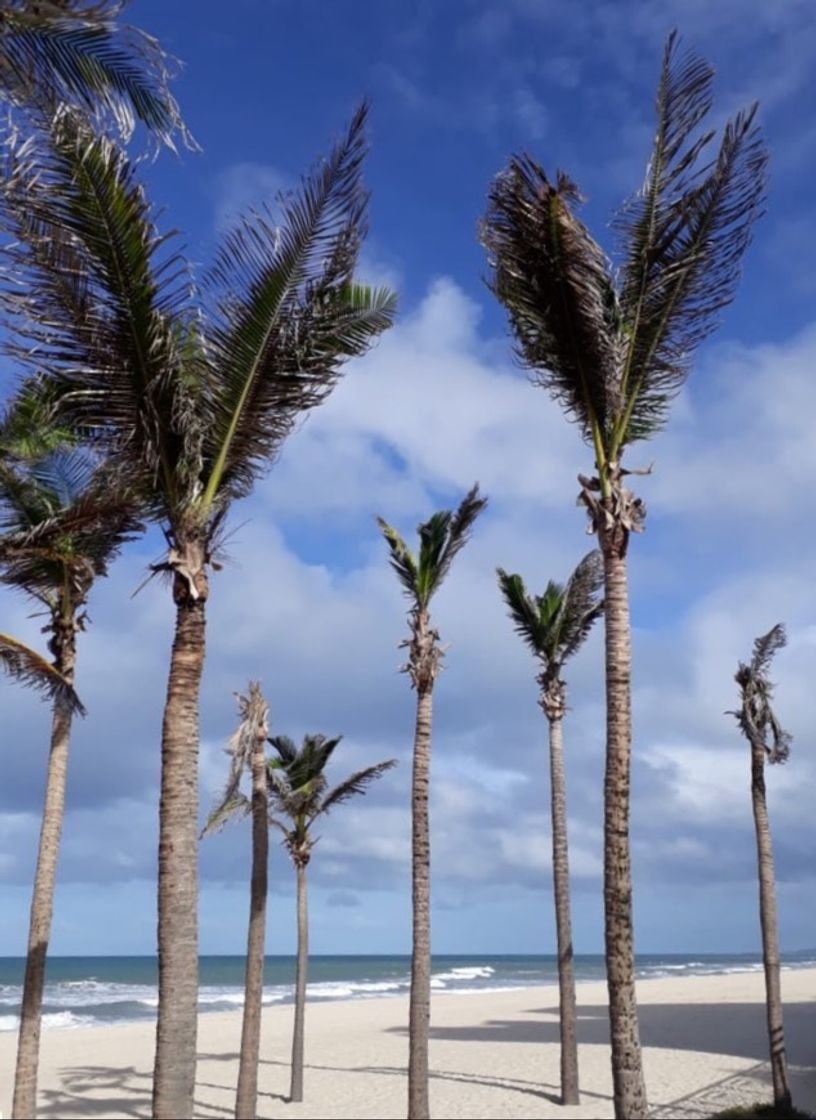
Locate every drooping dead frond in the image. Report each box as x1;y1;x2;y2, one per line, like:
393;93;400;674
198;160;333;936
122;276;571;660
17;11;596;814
202;682;269;837
0;631;84;713
732;624;791;765
555;550;604;664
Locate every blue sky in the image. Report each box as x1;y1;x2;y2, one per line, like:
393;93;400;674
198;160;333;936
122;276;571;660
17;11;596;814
1;0;816;956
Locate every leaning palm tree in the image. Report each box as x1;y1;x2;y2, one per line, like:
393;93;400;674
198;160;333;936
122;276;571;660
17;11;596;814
0;104;395;1118
378;484;487;1120
267;732;396;1104
0;0;190;147
202;682;270;1120
729;625;793;1110
0;447;138;1120
497;550;603;1105
480;34;767;1119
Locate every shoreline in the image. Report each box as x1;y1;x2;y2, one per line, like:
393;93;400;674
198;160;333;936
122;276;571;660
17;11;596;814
1;967;814;1118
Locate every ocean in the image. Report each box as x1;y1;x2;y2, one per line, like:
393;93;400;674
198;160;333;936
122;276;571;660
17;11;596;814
1;951;814;1033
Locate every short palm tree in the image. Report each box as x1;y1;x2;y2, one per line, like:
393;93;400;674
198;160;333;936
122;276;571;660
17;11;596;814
0;446;137;1120
0;104;395;1117
480;34;767;1118
730;625;793;1110
497;550;603;1105
267;733;396;1103
378;484;487;1120
0;0;190;147
202;682;270;1120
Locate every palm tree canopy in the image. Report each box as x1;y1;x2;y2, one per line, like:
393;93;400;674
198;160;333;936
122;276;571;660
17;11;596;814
0;102;396;552
732;624;792;765
480;32;767;473
267;733;396;859
497;550;603;677
0;631;84;713
377;483;487;610
0;0;191;148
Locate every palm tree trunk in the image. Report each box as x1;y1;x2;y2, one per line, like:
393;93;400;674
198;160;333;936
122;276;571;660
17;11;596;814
12;624;76;1120
290;862;309;1103
750;741;791;1108
547;713;580;1105
234;724;269;1120
152;594;206;1120
408;685;433;1120
601;539;648;1120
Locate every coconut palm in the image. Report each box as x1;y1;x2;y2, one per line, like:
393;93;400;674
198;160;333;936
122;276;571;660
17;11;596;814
266;733;396;1103
729;624;793;1110
202;682;270;1120
0;0;190;147
378;484;487;1120
0;446;138;1120
0;104;395;1117
480;34;767;1118
497;550;603;1104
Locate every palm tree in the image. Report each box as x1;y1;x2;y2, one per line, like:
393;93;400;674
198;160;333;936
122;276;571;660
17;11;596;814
0;104;395;1118
729;625;793;1110
0;0;190;147
267;733;396;1103
497;550;603;1105
378;484;487;1120
0;446;138;1120
202;682;270;1120
480;34;767;1119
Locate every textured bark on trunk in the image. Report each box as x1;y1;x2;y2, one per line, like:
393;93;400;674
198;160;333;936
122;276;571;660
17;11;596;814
153;594;206;1120
547;714;580;1106
751;742;791;1108
601;539;648;1120
290;862;309;1103
12;627;76;1120
234;727;269;1120
408;685;433;1120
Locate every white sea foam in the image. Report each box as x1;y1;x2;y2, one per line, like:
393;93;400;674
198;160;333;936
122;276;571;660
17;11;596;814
430;965;495;988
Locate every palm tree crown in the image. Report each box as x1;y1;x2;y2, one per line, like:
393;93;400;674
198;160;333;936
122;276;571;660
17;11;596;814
497;550;604;711
0;0;191;148
480;32;767;524
267;734;397;866
731;624;792;765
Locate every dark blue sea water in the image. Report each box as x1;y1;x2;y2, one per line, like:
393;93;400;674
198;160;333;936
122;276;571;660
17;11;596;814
1;951;814;1032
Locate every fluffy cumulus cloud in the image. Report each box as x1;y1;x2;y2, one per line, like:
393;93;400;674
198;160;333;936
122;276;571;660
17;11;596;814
1;276;815;954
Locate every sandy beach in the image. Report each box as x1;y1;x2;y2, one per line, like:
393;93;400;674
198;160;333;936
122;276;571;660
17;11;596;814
1;968;814;1119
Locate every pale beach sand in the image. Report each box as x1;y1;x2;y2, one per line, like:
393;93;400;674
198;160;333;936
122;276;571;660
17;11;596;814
1;968;814;1119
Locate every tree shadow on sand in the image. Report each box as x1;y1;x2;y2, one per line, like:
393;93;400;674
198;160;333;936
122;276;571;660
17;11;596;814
36;1062;233;1119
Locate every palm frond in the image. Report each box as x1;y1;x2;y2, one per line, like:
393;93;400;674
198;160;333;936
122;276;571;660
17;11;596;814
480;160;617;459
0;108;196;519
430;483;488;598
376;517;418;599
0;0;193;149
267;733;299;767
733;624;791;765
319;759;397;816
613;35;767;450
202;682;268;838
496;567;546;656
200;792;250;838
0;376;75;461
0;631;84;713
200;104;396;511
554;549;604;664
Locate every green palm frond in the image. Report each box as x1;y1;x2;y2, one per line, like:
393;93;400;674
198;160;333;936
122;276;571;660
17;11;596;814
612;34;767;452
267;733;298;767
733;624;791;765
200;104;396;511
481;162;617;464
376;518;419;598
416;510;453;604
0;376;75;461
319;759;397;815
0;631;84;714
496;568;546;656
0;0;193;149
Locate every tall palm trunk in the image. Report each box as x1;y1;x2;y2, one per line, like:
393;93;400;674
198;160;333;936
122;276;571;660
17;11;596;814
12;621;76;1120
600;534;648;1120
408;685;433;1120
153;587;207;1120
235;722;270;1120
547;713;580;1105
750;741;791;1108
290;862;309;1103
